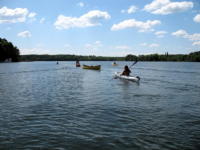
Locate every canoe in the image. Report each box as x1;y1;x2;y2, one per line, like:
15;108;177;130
76;64;81;67
114;72;140;82
82;65;101;70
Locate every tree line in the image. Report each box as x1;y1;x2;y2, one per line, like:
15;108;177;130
21;52;200;62
0;38;20;62
125;52;200;62
20;54;125;61
1;37;200;62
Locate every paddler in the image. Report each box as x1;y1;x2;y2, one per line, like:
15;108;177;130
76;60;80;67
121;65;131;76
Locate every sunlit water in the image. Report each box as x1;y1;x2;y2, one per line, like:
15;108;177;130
0;61;200;150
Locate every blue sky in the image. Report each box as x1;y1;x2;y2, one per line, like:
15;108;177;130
0;0;200;56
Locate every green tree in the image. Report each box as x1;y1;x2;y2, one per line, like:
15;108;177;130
0;38;20;62
125;54;137;61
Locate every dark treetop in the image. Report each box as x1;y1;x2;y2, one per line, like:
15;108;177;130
0;38;20;62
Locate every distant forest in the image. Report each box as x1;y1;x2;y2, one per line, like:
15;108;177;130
1;37;200;62
0;38;20;62
21;52;200;62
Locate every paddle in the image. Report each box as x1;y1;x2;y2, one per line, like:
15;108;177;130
129;60;138;68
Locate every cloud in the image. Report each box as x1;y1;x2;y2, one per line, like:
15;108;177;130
155;30;167;37
144;0;193;15
77;2;84;7
0;6;28;23
85;41;102;50
121;5;138;14
187;33;200;41
149;43;159;47
28;12;36;18
17;30;31;38
64;44;72;48
0;6;38;23
193;14;200;23
115;45;131;50
20;47;52;55
172;29;200;46
28;12;37;22
172;29;188;37
140;43;148;46
54;10;111;30
39;17;45;23
111;19;161;32
140;43;159;47
192;41;200;46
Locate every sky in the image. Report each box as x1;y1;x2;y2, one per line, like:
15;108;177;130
0;0;200;56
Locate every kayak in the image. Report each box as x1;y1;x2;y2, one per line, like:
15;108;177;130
82;65;101;70
114;72;140;82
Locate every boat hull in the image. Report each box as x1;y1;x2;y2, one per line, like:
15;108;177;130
82;65;101;70
114;72;140;82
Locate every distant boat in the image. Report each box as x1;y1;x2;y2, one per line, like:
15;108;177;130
82;65;101;70
112;62;118;66
76;60;81;67
76;64;81;67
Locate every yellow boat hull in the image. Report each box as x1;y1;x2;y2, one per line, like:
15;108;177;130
82;65;101;70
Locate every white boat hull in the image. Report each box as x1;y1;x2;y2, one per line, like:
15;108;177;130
114;72;140;82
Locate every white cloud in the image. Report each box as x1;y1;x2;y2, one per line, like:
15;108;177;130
94;41;102;47
85;41;103;50
144;0;193;15
54;10;111;30
39;17;45;23
121;10;126;13
128;5;138;14
20;47;52;55
187;33;200;41
0;6;28;23
0;6;38;23
192;41;200;46
121;5;138;14
115;45;131;50
140;43;159;47
111;19;161;32
77;2;84;7
172;29;200;46
28;12;36;18
172;29;188;38
149;43;159;47
28;12;37;22
193;14;200;23
155;30;167;37
64;44;72;48
140;43;148;46
17;30;31;38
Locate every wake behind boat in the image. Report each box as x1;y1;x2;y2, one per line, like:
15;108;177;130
114;72;140;82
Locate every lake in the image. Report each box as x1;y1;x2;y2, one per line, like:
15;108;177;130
0;61;200;150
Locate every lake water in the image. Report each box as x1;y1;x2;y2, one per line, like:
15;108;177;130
0;61;200;150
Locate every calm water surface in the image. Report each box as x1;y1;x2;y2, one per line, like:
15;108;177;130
0;61;200;150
